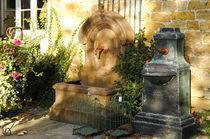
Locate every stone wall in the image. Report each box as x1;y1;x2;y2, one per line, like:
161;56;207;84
141;0;210;112
50;0;210;111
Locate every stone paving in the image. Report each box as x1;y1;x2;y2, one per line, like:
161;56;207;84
0;107;208;139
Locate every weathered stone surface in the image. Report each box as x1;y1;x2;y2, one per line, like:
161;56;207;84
196;11;210;20
172;12;195;20
133;28;197;139
166;21;187;30
50;82;117;123
147;1;162;12
65;3;83;9
162;1;177;12
188;1;206;10
204;88;210;99
203;32;210;43
194;44;206;57
76;11;90;17
143;21;165;40
187;21;199;30
200;21;210;31
177;1;188;11
184;43;193;56
192;97;210;110
185;31;202;43
190;57;210;69
78;8;135;87
208;1;210;8
151;13;171;22
191;86;204;98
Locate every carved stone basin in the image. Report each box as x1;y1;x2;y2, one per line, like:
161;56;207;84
144;76;174;85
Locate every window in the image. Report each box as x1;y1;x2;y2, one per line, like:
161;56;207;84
0;0;47;36
16;0;47;30
0;0;16;36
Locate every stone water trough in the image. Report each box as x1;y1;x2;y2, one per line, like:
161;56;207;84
49;5;134;123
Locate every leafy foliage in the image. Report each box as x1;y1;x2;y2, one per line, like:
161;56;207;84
0;38;39;112
192;111;210;136
113;29;155;115
23;7;86;107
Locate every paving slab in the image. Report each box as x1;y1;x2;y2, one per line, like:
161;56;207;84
0;108;208;139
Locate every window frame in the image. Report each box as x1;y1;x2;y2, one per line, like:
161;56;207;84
16;0;47;33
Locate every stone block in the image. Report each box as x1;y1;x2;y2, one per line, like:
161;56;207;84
147;1;162;12
50;82;117;123
191;97;210;110
204;88;210;99
197;11;210;20
191;73;210;88
65;3;83;10
188;1;206;10
187;21;199;30
190;57;210;69
200;21;210;31
194;44;206;56
58;11;76;19
162;1;177;12
207;1;210;8
185;31;202;43
172;12;195;20
191;86;204;98
206;45;210;56
166;21;187;30
142;13;150;21
204;32;210;43
144;22;165;39
184;44;193;56
177;1;188;11
151;13;171;22
76;11;90;18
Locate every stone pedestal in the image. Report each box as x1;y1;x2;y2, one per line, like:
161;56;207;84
132;28;197;139
50;81;117;123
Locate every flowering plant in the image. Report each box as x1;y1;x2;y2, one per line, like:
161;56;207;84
0;38;28;112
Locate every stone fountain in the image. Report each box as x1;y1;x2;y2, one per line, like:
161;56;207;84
49;5;134;123
132;28;197;139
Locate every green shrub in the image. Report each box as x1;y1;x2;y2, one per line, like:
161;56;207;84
192;111;210;136
22;7;86;107
113;28;155;115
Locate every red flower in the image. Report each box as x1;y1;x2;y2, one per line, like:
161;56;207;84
12;73;19;79
14;40;21;46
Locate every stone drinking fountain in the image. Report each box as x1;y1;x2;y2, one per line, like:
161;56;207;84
49;5;134;123
133;28;197;139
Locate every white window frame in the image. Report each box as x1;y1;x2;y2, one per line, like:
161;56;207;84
15;0;48;34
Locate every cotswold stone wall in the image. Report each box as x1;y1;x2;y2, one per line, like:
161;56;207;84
51;0;210;111
142;0;210;111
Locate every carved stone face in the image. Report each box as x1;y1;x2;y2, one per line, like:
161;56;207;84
78;10;134;87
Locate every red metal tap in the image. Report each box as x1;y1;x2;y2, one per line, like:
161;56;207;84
156;48;169;55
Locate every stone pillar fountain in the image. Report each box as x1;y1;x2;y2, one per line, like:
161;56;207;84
132;28;197;139
49;5;134;123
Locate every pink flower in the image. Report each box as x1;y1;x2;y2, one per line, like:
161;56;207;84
8;52;12;54
12;73;19;79
14;40;21;46
0;68;2;71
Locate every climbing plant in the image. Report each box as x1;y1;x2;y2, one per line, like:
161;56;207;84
114;28;155;115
